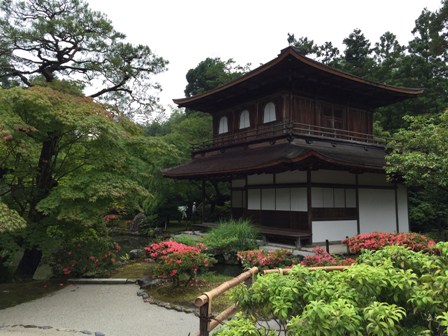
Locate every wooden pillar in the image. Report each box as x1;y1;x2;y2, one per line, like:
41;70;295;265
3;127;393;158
201;180;205;223
394;183;400;233
307;169;312;233
355;174;360;235
199;302;210;336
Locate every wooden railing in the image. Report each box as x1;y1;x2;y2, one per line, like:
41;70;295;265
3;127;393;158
194;265;347;336
192;122;383;154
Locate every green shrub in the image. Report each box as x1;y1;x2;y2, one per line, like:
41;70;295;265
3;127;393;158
202;219;259;255
343;232;435;253
219;245;448;335
51;228;120;277
172;234;199;247
236;249;295;270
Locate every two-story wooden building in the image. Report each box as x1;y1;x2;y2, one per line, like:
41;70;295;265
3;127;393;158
163;46;422;246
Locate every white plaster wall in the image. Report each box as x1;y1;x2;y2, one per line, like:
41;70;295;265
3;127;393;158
358;173;391;187
397;184;410;232
248;174;273;185
276;171;307;184
232;179;246;188
276;188;290;211
291;188;307;211
311;170;356;184
359;188;396;233
262;189;276;210
312;188;324;207
312;220;358;243
248;189;260;210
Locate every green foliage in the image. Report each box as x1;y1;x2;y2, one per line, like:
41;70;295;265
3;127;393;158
202;219;259;255
172;234;199;247
144;241;215;286
0;84;179;278
220;245;448;335
288;299;363;336
387;112;448;191
184;58;249;98
344;232;436;253
0;202;25;266
236;249;295;270
214;313;276;336
51;228;120;277
364;302;406;336
0;0;167;116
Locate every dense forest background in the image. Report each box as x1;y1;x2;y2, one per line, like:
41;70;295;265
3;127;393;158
1;0;447;279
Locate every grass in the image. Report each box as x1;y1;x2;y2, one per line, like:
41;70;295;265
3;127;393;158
144;272;234;313
0;280;65;310
108;261;156;279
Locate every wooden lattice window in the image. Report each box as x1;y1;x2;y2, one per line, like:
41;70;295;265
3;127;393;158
263;102;276;123
239;110;250;129
218;116;228;134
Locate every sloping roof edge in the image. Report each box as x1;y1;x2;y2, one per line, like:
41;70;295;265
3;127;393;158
173;46;423;107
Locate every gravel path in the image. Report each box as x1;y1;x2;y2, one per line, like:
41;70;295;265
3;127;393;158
0;284;198;336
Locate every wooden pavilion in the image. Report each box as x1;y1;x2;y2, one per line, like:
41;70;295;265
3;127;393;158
163;46;422;246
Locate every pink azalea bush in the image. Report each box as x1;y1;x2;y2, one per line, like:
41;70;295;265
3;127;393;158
52;240;120;277
301;246;356;267
236;249;294;270
145;241;215;286
343;232;435;254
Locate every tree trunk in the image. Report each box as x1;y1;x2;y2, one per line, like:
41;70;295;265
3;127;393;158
15;134;59;279
15;248;42;280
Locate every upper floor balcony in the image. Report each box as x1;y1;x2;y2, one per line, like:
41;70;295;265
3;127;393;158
192;121;384;155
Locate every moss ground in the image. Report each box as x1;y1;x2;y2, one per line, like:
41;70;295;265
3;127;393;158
110;261;234;313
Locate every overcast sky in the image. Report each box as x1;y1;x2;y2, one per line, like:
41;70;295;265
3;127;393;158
87;0;442;113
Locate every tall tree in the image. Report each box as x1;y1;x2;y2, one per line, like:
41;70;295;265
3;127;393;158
0;0;167;117
0;83;177;278
341;28;374;77
288;34;319;58
184;57;249;98
386;112;448;230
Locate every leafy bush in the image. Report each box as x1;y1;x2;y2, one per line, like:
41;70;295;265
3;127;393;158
300;246;356;267
237;249;294;270
51;234;120;277
0;202;26;270
343;232;435;253
202;219;259;256
172;234;200;247
144;240;215;286
219;245;448;335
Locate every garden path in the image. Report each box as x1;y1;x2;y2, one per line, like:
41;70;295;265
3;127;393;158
0;284;197;336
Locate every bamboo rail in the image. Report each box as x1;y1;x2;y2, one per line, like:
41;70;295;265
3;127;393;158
195;265;348;336
195;266;258;336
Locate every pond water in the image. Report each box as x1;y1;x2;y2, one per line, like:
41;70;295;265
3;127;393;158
111;234;152;257
209;264;243;277
111;234;244;277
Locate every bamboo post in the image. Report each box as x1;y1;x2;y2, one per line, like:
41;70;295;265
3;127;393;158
346;236;350;255
195;267;258;335
199;302;209;336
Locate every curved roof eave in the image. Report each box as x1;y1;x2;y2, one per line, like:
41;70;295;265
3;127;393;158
173;46;423;108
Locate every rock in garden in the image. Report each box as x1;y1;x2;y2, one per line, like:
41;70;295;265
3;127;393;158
129;249;145;260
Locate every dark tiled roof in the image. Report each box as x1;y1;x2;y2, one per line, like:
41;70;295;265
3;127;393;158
163;139;385;180
173;47;423;113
